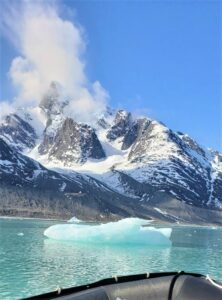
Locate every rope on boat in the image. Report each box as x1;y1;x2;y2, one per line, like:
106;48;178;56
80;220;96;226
56;287;62;295
168;272;222;300
206;275;222;289
168;271;184;300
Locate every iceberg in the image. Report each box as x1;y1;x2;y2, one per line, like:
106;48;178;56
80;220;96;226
67;216;82;223
44;218;172;246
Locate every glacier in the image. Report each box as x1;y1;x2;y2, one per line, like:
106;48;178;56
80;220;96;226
44;218;172;246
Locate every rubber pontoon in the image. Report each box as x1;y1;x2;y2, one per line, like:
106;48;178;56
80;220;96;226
23;271;222;300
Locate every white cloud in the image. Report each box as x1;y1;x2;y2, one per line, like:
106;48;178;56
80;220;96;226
9;56;42;106
0;102;15;121
1;0;108;123
64;81;109;124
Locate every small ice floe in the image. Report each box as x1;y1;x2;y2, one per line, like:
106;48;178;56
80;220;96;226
17;232;24;236
67;216;82;223
211;226;218;230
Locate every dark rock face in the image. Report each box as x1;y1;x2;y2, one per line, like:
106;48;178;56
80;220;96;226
0;114;37;151
122;118;151;150
97;118;110;129
213;174;222;205
48;118;106;164
38;131;54;155
107;110;133;141
38;82;67;155
0;138;15;160
210;152;222;205
106;111;151;150
127;121;158;162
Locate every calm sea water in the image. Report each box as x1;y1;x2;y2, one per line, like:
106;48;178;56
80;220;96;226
0;218;222;300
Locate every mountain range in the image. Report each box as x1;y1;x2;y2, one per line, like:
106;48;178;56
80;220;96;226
0;82;221;224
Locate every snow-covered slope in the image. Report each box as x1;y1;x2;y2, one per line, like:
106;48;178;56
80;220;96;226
0;137;147;220
118;122;222;208
0;114;37;151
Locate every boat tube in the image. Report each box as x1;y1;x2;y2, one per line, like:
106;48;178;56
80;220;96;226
23;271;222;300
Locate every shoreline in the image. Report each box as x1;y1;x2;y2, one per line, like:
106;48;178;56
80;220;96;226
0;215;220;229
0;215;66;222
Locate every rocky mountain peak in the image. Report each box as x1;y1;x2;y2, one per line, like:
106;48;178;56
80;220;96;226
96;106;115;129
38;82;69;155
106;109;133;141
47;118;106;164
115;110;132;123
39;82;68;116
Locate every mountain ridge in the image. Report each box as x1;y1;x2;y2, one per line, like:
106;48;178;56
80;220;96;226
0;84;221;224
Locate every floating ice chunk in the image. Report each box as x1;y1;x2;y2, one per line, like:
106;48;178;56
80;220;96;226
67;216;82;223
44;218;172;246
210;226;218;230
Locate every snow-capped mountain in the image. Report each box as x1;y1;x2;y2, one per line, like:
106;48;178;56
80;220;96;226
0;83;221;224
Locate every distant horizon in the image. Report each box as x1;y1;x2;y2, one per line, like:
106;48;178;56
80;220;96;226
0;0;221;151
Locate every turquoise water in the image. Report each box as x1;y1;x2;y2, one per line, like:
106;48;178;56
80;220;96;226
0;218;222;300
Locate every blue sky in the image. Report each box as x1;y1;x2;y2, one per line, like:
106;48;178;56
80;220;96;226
0;0;221;151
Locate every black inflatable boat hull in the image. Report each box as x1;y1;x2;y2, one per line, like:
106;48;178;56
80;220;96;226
23;272;222;300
